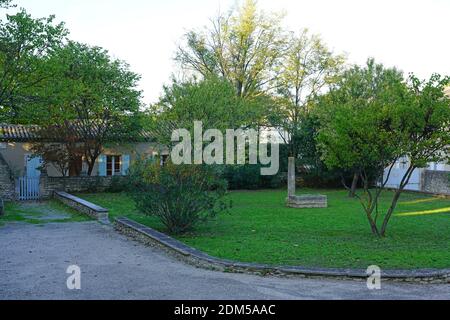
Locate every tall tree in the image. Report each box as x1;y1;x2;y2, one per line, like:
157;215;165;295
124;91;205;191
317;60;450;237
0;9;67;123
269;29;345;159
378;74;450;235
30;125;84;177
176;0;287;98
33;41;143;176
148;76;266;146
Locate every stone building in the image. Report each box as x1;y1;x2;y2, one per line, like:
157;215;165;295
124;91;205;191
0;123;168;200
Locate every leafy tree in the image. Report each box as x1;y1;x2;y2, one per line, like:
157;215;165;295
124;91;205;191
32;41;143;176
128;158;230;234
30;127;83;177
0;9;67;123
287;111;347;188
269;29;345;159
176;0;287;98
148;76;267;145
378;74;450;235
317;60;450;237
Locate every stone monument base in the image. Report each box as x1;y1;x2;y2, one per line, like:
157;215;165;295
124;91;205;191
286;195;328;208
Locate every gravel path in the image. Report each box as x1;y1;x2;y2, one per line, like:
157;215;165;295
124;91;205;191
0;221;449;300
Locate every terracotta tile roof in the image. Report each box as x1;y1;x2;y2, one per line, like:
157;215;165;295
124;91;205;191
0;123;155;143
0;124;42;141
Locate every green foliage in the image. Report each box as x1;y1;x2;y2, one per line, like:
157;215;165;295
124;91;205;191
316;59;450;236
285;112;349;187
81;190;450;269
43;41;142;122
176;0;287;98
316;59;406;173
400;74;450;168
149;76;267;145
106;176;129;193
29;41;143;175
0;6;143;177
223;164;283;190
0;9;68;123
128;158;230;234
270;29;345;158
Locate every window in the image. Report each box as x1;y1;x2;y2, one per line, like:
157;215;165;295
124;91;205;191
106;155;121;176
0;142;6;149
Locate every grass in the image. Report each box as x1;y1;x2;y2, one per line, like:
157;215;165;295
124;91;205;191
77;189;450;269
0;200;92;226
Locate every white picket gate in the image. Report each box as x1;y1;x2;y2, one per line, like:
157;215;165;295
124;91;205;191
16;177;41;201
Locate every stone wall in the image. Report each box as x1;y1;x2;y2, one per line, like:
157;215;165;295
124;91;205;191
0;153;15;200
423;170;450;195
40;174;125;199
54;191;109;223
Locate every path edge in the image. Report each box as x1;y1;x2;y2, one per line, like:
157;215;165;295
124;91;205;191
114;216;450;284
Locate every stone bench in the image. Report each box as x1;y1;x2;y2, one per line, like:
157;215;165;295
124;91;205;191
286;195;328;208
54;191;109;223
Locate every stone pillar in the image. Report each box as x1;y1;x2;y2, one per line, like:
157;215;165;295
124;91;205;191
288;157;296;197
0;153;15;201
39;168;50;199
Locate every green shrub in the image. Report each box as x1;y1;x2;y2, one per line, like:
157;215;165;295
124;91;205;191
106;176;128;193
223;164;284;190
128;159;230;234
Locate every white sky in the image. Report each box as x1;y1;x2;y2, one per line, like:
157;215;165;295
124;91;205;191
7;0;450;104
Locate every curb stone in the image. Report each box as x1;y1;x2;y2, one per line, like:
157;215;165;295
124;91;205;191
114;216;450;284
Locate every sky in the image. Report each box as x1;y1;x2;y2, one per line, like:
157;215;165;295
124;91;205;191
6;0;450;104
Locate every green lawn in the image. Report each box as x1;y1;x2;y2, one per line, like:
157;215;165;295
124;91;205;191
77;189;450;269
0;200;92;226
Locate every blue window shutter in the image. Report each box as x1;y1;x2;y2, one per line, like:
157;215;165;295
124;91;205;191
98;155;107;177
121;154;130;176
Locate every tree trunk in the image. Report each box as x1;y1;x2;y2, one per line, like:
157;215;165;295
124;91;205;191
369;220;380;237
380;189;402;237
349;172;359;198
380;165;415;237
87;161;95;176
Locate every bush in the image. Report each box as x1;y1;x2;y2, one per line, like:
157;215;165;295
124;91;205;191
106;176;129;193
222;164;284;190
128;159;230;234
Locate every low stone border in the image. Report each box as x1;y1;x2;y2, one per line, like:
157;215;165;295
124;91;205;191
54;191;109;223
114;217;450;284
286;195;328;208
